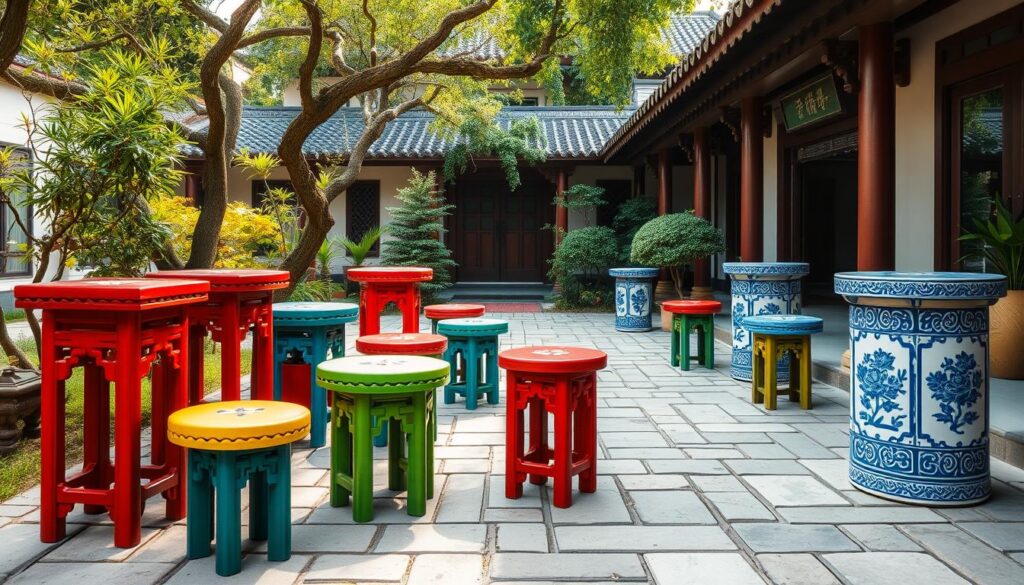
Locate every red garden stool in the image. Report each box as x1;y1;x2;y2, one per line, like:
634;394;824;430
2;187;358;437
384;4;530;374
662;299;722;371
347;267;433;337
500;346;607;508
423;303;486;333
147;269;289;403
14;278;209;548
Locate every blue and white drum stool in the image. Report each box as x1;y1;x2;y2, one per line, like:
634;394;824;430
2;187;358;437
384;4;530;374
609;268;659;332
722;262;809;382
835;272;1007;506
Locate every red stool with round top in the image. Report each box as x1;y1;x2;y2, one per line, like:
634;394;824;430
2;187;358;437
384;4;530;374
423;303;485;333
347;267;433;337
662;299;722;371
15;278;209;548
146;269;289;403
500;346;607;508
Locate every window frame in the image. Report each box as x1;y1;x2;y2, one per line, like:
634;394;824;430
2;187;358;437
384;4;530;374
345;179;381;257
0;143;34;278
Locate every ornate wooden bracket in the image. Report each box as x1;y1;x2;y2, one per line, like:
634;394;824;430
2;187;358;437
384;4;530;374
894;38;911;87
821;39;858;93
678;134;694;163
719;106;740;142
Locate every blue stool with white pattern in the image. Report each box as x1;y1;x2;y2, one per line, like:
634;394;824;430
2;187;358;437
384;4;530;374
273;302;358;447
437;318;509;410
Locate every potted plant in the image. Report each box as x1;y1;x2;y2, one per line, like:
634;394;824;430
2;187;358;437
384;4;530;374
960;199;1024;379
630;211;725;330
340;226;383;296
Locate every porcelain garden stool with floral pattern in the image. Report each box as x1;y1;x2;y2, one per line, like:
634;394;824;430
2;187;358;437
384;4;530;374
835;271;1007;506
662;300;722;371
423;303;486;333
317;355;448;522
272;301;358;449
743;315;823;410
500;346;607;508
167;400;310;577
609;268;659;332
437;318;509;410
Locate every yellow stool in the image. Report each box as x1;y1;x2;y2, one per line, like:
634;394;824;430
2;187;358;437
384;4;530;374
168;400;309;577
742;316;823;411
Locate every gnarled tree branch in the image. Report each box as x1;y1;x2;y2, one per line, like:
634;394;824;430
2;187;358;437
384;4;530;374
0;0;31;74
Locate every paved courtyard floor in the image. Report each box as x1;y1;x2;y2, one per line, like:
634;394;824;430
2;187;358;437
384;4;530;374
3;312;1024;584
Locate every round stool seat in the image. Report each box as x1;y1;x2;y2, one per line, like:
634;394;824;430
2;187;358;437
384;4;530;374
424;303;486;320
274;301;358;327
147;269;290;292
317;355;450;394
437;318;509;336
498;346;608;374
662;299;722;314
356;333;448;356
742;315;823;336
167;400;311;451
346;266;433;283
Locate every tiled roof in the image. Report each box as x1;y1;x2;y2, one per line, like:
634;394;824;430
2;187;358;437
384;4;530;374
182;106;634;160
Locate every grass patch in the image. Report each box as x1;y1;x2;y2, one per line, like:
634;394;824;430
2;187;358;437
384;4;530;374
3;308;26;323
0;337;252;501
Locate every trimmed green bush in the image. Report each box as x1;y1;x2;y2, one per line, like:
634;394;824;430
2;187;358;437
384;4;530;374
549;226;618;308
630;212;724;298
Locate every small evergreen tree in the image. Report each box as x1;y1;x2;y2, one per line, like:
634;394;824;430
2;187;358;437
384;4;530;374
382;169;457;299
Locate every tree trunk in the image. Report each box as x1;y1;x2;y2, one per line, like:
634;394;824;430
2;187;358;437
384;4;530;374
0;309;35;370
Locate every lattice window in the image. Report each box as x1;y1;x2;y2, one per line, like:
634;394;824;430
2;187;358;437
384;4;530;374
0;145;32;276
346;180;380;256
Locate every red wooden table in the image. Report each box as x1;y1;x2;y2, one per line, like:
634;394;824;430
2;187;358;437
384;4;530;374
146;269;289;403
499;346;607;508
15;278;209;548
347;267;433;336
355;332;448;356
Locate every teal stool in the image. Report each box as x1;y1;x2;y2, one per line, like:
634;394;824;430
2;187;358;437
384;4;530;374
273;302;358;448
437;318;509;409
167;401;310;577
663;300;722;371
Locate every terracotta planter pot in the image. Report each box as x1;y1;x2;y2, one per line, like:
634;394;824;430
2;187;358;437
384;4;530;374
990;289;1024;379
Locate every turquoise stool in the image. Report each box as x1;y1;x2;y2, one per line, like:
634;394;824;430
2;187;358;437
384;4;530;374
437;318;509;409
167;401;310;577
273;302;358;448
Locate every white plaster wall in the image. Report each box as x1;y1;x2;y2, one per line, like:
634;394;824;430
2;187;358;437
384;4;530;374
894;0;1020;270
762;110;778;262
567;165;634;229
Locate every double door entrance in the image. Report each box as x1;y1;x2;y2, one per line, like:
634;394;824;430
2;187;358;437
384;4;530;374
448;171;554;282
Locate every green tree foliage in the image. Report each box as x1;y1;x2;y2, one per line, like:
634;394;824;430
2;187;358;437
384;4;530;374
555;184;606;226
549;226;618;308
382;170;456;299
443;116;546;190
612;196;658;263
630;211;724;298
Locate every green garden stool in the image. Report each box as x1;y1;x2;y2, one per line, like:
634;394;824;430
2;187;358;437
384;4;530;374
437;318;509;410
663;300;722;371
167;400;310;577
317;355;449;522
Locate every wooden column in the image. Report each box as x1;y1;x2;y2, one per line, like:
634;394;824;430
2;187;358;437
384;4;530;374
692;127;713;299
657;148;672;215
555;168;568;244
857;23;896;270
740;96;763;262
633;164;646;197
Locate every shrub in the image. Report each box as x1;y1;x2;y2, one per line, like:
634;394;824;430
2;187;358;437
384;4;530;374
150;196;283;268
630;212;724;298
612;196;657;263
549;226;618;308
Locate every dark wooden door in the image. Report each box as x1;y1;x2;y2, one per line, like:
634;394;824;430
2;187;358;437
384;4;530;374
451;173;552;282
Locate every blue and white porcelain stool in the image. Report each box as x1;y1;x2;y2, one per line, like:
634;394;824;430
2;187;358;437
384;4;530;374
722;262;809;382
272;302;358;448
437;318;509;409
743;315;823;410
609;268;660;332
835;272;1007;506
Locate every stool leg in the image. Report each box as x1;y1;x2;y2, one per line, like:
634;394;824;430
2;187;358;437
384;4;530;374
113;319;142;549
330;401;352;507
188;324;206;405
764;337;778;411
249;466;268;541
402;290;420;333
680;317;691;371
443;346;456;405
273;337;283;401
267;445;291;563
527;397;549;486
352;396;374;522
186;451;213;560
164;343;188;521
800;336;813;410
387;415;406;491
220;303;242;401
406;392;428;517
465;339;480;410
670;316;680;367
505;374;525;500
40;316;66;543
576;374;597;493
431;319;437;334
253;305;275;401
704;318;716;369
751;336;762;405
82;364;109;515
214;452;242;577
309;336;329;448
426;389;435;500
486;345;500;405
552;378;573;509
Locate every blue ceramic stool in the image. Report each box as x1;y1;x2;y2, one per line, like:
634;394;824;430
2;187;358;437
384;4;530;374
437;318;509;409
273;302;358;448
742;315;822;411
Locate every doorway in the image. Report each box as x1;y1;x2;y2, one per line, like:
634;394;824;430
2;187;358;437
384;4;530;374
448;170;554;282
799;153;858;297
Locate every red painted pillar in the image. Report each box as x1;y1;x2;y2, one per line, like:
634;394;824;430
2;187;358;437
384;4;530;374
692;127;713;298
657;148;672;216
857;23;896;270
740;96;764;262
555;168;568;245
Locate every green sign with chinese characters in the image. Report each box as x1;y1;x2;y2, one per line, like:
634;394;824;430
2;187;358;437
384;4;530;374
780;74;843;131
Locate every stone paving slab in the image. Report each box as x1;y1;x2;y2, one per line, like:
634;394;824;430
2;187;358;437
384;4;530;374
2;312;1024;584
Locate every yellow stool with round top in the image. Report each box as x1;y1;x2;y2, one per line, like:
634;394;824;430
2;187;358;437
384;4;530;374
168;400;309;577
